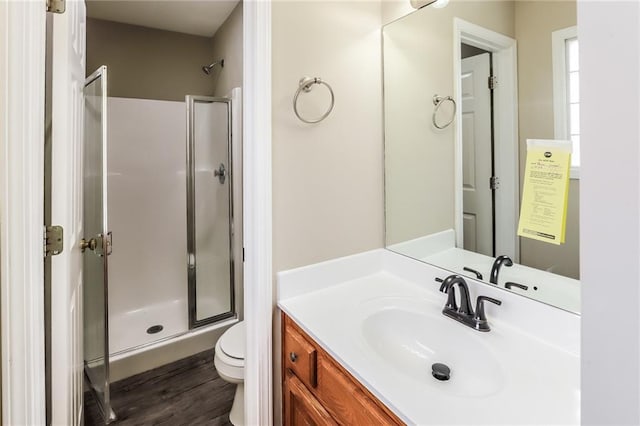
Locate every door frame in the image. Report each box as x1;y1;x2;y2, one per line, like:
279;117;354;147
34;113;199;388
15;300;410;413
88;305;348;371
243;1;273;425
0;1;48;424
453;18;520;262
1;1;274;425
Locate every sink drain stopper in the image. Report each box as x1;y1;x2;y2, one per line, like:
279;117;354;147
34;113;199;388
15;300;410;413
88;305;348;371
431;363;451;381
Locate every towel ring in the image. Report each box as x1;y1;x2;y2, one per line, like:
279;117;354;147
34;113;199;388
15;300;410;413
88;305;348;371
293;77;335;124
432;95;457;129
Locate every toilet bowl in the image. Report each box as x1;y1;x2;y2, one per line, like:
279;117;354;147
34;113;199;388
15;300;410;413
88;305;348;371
214;321;245;426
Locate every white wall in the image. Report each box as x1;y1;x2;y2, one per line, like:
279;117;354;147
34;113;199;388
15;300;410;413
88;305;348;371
0;3;5;413
107;98;188;340
580;2;640;424
0;2;47;423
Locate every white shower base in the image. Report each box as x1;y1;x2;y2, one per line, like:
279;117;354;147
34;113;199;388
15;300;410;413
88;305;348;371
108;296;238;382
109;298;188;355
109;315;238;382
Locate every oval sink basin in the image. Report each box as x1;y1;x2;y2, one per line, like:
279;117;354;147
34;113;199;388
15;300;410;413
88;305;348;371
360;298;505;398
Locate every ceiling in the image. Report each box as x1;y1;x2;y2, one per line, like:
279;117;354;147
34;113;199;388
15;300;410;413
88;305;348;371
86;0;240;37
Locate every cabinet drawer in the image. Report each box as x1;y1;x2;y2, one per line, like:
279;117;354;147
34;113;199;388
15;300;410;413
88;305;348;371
284;316;317;389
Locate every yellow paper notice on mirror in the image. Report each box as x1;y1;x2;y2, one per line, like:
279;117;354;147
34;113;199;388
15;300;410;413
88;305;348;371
517;139;572;245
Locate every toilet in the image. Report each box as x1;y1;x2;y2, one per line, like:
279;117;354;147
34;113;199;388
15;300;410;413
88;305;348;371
214;321;245;426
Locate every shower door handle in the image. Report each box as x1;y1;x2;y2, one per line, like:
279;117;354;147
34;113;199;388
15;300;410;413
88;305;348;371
80;232;112;257
80;237;97;253
214;163;226;184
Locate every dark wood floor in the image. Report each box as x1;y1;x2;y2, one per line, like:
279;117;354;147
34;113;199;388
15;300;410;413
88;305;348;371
85;349;235;426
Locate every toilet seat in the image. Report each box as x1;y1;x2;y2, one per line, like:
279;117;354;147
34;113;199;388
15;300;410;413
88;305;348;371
219;321;245;360
214;321;245;382
215;343;244;368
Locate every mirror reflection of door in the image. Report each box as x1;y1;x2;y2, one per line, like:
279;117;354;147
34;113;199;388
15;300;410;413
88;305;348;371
461;48;494;257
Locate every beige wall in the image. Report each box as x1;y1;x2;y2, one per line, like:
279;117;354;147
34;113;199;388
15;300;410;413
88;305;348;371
383;1;515;245
271;2;384;420
272;1;384;274
515;1;579;278
86;18;214;101
381;0;415;24
210;2;243;97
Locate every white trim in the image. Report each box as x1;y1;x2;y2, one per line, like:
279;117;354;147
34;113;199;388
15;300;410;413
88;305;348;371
552;26;579;180
453;18;520;262
0;1;47;424
242;1;273;425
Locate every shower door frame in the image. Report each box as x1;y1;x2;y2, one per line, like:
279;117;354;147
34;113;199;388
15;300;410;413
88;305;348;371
83;65;116;424
185;95;237;329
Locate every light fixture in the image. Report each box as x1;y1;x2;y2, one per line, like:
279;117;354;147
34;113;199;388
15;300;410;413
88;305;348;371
410;0;450;9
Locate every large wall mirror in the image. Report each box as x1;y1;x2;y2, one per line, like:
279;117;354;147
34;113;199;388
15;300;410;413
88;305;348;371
383;0;580;313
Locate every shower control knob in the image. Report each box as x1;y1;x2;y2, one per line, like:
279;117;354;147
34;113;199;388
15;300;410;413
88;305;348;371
289;352;298;363
214;163;226;184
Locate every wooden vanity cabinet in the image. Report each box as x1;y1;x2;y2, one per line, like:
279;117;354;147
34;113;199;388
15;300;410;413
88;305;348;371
282;313;404;426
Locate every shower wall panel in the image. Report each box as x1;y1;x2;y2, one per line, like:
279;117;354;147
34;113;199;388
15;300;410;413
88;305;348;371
107;97;188;352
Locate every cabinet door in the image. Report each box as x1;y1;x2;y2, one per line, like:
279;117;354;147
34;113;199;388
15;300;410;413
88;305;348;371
316;352;400;425
285;371;337;426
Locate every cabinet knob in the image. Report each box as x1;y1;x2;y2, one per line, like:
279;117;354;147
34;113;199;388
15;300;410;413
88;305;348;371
289;352;298;362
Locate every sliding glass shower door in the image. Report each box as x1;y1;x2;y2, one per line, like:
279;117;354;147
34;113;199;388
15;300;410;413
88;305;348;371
186;96;236;327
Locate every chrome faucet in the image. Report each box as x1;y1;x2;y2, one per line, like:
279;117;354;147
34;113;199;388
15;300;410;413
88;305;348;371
489;255;513;285
439;275;502;332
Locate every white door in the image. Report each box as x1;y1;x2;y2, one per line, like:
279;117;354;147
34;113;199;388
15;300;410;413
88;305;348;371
50;0;86;424
461;53;493;256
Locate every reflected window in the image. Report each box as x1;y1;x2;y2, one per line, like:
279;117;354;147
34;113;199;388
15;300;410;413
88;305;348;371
552;26;580;178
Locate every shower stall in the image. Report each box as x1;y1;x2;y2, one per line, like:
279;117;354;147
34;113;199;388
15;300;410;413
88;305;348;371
83;84;243;407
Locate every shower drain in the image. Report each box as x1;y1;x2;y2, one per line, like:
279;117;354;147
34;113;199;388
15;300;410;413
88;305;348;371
146;325;164;334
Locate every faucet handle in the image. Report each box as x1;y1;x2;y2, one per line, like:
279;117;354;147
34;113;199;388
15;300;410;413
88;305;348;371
505;281;528;291
473;296;502;331
440;275;459;310
463;266;483;280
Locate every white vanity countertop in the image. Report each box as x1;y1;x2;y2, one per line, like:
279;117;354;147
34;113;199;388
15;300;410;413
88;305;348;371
277;249;580;425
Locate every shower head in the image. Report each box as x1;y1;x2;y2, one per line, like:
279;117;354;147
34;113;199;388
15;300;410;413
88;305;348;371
202;59;224;75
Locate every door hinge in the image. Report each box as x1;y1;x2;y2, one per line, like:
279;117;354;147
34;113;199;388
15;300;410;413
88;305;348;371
44;226;64;257
488;75;497;90
490;176;500;190
46;0;65;14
